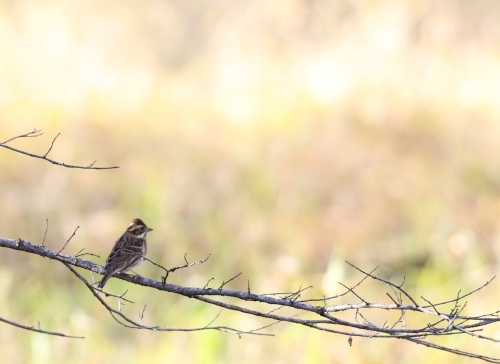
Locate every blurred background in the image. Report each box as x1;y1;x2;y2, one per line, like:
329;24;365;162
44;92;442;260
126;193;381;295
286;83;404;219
1;0;500;362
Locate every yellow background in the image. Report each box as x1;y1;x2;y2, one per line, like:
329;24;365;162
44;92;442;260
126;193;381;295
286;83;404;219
1;1;500;363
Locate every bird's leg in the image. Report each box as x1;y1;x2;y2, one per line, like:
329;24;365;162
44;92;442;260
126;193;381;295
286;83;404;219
131;270;143;282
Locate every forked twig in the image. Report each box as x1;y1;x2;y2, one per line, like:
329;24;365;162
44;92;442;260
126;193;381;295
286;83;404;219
0;128;118;170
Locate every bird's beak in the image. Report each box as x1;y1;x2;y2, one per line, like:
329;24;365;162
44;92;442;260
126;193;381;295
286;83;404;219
147;227;153;232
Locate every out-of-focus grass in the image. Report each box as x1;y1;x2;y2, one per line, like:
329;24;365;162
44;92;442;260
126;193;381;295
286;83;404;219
2;0;500;363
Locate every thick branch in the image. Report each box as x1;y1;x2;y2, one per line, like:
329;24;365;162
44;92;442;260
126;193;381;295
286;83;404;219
2;236;500;362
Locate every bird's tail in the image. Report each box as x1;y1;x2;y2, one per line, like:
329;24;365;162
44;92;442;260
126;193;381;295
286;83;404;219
98;271;113;288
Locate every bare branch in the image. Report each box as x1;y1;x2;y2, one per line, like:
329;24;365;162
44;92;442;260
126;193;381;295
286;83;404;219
75;248;100;259
204;277;215;289
57;226;80;255
1;128;43;144
218;272;242;290
0;128;119;170
299;265;378;303
160;253;211;284
64;263;273;336
406;337;500;363
0;315;83;339
421;277;496;309
43;133;59;157
338;282;367;304
139;305;147;325
2;236;500;362
116;249;210;285
345;261;419;306
40;213;48;246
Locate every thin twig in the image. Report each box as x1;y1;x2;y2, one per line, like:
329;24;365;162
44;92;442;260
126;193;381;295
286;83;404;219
40;214;48;246
421;277;496;309
0;128;118;170
57;226;80;255
338;282;367;304
219;272;242;290
0;128;43;145
298;265;378;303
75;248;100;259
43;133;59;157
139;305;147;325
204;278;214;289
0;315;83;339
345;261;419;307
281;285;313;301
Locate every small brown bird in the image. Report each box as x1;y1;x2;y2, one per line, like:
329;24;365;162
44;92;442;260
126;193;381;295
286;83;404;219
98;218;153;289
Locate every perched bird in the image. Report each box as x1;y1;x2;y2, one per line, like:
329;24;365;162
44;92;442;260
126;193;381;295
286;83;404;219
98;218;153;288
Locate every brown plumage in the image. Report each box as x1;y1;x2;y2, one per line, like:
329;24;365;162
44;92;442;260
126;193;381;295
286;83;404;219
98;218;153;288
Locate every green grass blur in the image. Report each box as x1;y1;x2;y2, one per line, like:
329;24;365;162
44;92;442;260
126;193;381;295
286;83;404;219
2;1;500;363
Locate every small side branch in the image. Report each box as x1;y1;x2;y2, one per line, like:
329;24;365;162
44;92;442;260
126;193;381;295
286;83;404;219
40;213;49;246
57;226;80;255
